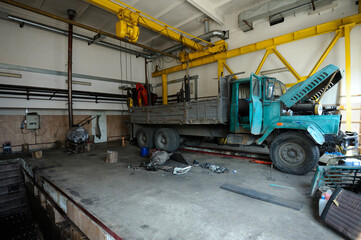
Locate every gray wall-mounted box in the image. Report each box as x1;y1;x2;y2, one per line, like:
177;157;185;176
26;114;40;130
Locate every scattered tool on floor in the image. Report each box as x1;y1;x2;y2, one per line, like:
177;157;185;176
220;183;303;211
173;166;192;175
170;152;190;165
141;151;191;175
199;162;229;173
267;164;275;181
270;184;294;190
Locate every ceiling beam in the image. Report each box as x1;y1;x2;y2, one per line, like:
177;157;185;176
141;12;203;45
186;0;224;25
75;3;91;20
86;0;208;50
153;1;184;19
99;15;118;30
1;0;179;59
214;0;232;8
37;0;45;9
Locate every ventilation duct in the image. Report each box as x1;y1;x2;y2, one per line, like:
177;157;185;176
238;0;336;32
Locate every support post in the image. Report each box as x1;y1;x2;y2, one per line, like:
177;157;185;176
217;58;225;79
344;24;352;131
162;74;168;105
272;47;302;81
67;9;76;128
224;63;237;79
308;30;341;76
255;48;271;75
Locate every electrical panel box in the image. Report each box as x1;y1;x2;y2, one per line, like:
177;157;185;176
26;114;40;130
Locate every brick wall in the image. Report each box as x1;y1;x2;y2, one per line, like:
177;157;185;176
0;115;92;153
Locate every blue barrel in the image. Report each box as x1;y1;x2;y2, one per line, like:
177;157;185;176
140;147;149;157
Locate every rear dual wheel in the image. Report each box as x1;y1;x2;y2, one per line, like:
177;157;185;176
137;127;180;152
136;127;154;149
154;128;180;152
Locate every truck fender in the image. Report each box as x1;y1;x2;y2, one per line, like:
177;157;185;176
256;123;325;145
307;125;325;145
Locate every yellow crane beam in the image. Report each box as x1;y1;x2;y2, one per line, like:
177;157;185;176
153;13;361;77
86;0;209;51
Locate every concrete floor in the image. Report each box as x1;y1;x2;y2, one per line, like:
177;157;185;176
23;142;341;240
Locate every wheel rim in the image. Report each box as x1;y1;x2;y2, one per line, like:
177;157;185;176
278;142;305;165
139;132;147;146
157;132;167;149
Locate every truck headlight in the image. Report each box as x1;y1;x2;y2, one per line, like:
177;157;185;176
315;103;323;115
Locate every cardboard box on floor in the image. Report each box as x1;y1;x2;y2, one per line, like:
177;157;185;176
105;151;118;163
32;151;42;159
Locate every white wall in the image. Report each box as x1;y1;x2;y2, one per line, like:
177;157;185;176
0;8;145;113
151;0;360;99
151;0;361;133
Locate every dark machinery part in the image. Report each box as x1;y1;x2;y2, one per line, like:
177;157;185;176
291;103;322;115
75;115;99;127
323;131;359;153
177;84;185;103
66;127;89;144
184;75;191;102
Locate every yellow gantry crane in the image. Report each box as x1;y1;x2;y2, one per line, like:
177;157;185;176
86;0;227;59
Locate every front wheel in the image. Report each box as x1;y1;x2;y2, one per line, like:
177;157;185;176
270;132;319;175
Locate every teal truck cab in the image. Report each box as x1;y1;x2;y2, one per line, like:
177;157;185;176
130;64;358;175
228;64;358;174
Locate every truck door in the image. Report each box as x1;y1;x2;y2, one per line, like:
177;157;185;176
250;74;262;134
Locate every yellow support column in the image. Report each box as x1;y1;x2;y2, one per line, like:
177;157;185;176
272;48;302;81
162;74;168;105
255;48;272;75
224;63;238;79
344;25;352;131
217;59;226;79
309;30;342;76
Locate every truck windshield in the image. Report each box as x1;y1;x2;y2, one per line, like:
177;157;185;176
265;79;286;99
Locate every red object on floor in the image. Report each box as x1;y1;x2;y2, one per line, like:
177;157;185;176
249;160;272;165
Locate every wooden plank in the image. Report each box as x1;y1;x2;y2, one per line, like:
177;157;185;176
0;162;20;173
0;169;21;180
0;177;22;187
0;183;24;195
67;201;108;240
0;190;25;204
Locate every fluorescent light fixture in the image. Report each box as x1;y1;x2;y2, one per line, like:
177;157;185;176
0;72;22;78
65;80;91;86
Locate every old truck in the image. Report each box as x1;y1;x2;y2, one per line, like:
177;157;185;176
129;64;358;175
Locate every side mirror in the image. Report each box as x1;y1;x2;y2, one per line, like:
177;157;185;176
267;81;275;99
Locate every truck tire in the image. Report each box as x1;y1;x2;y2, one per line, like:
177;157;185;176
154;128;180;152
136;127;154;149
270;132;319;175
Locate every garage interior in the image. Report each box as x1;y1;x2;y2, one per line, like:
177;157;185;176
0;0;361;239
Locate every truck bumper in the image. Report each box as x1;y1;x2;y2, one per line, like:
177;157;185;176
324;131;359;152
340;131;359;151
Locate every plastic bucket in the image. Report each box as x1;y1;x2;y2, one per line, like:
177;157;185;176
140;147;149;157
